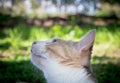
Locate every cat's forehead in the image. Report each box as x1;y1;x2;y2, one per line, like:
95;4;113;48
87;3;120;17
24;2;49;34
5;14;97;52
46;38;80;67
50;38;76;46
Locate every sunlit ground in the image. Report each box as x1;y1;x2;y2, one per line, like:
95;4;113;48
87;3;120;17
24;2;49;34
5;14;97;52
0;23;120;83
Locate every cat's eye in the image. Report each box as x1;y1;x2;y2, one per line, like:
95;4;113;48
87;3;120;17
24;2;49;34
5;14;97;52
52;39;57;43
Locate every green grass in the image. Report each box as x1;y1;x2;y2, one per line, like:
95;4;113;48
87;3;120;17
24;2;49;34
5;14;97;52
0;24;120;83
0;60;46;83
1;24;120;48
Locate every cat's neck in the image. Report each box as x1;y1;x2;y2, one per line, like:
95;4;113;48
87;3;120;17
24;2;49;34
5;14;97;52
42;60;96;83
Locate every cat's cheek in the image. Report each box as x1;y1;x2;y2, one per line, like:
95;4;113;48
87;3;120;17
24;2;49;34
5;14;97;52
31;54;49;69
31;54;42;67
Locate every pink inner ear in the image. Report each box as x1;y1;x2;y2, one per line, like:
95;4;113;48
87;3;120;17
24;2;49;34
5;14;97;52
77;30;96;51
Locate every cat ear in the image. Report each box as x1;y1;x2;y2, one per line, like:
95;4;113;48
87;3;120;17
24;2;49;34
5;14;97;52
77;29;96;51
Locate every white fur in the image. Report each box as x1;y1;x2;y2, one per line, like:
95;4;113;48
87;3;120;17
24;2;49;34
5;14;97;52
42;60;95;83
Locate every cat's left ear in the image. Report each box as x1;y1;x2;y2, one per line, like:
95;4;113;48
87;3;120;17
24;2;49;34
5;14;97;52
76;29;96;51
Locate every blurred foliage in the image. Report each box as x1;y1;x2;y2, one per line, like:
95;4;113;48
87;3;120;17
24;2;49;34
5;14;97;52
30;0;40;9
96;3;120;18
0;0;120;18
52;0;75;4
0;25;120;49
101;0;120;4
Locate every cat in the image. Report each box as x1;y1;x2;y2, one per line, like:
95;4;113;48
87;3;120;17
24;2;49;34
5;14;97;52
30;29;97;83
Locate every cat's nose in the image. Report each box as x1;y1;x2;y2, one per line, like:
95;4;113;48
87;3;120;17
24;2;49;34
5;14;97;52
33;41;37;44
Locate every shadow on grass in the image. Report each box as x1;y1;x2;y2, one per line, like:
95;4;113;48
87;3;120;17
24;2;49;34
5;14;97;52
92;56;120;83
0;60;46;83
0;42;11;50
0;56;120;83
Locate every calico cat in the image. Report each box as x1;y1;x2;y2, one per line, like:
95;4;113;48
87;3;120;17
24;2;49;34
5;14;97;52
30;30;97;83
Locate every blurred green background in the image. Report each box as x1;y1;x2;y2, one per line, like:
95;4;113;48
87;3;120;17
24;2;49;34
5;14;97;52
0;0;120;83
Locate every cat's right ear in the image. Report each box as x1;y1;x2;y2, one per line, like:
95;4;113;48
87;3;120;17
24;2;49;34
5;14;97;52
74;30;96;66
76;29;96;52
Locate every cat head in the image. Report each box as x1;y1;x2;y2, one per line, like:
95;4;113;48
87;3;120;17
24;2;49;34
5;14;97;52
30;30;96;71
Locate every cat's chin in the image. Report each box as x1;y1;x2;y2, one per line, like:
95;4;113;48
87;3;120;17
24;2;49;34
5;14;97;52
30;54;45;70
31;53;46;60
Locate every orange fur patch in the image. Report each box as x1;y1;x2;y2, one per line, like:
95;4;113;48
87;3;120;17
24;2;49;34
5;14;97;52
46;39;92;68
